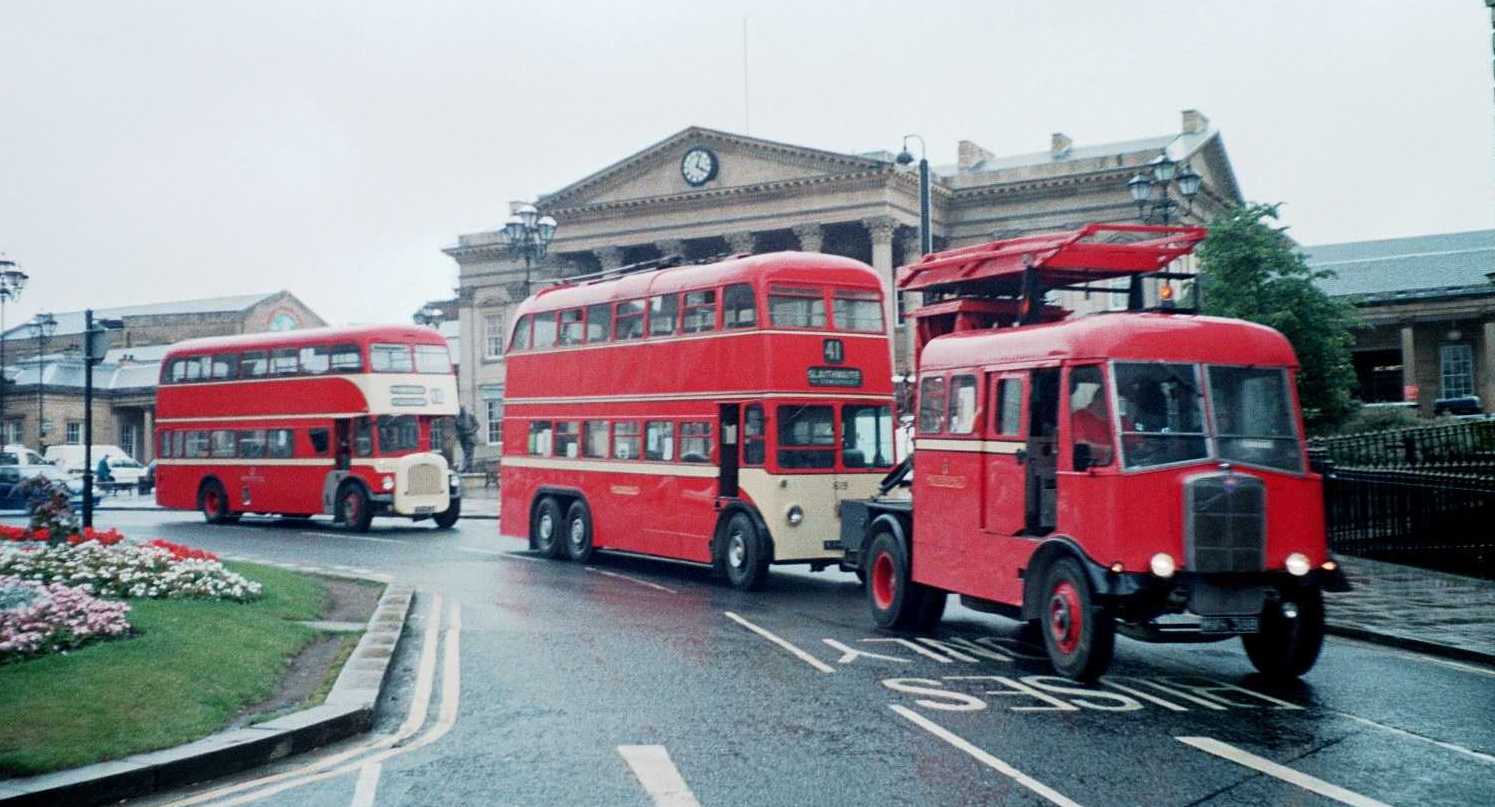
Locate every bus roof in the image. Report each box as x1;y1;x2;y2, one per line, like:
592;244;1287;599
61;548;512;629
918;312;1300;371
163;324;447;359
514;251;881;316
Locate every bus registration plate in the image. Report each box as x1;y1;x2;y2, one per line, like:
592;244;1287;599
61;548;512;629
1200;616;1259;634
414;505;435;514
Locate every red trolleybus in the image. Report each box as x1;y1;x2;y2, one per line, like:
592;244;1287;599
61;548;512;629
838;225;1349;680
154;325;462;531
501;252;896;589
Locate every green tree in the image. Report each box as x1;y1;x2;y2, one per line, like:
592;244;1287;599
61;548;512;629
1195;203;1358;430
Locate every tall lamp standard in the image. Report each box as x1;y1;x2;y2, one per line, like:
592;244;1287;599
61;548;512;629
498;203;558;289
894;135;932;255
30;313;56;451
0;259;29;442
1127;153;1202;225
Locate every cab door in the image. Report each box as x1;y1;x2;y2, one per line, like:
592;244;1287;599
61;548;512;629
981;372;1028;536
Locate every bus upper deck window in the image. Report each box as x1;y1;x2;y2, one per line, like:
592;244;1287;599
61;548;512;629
371;343;414;373
300;347;330;375
613;422;641;459
271;349;299;376
330;344;362;372
769;285;826;328
616;300;646;340
558;309;584;346
554;421;580;458
723;284;757;328
585;303;611;342
211;354;238;380
682;290;717;333
414;344;451;374
510;315;532;352
649;294;678;337
241;351;269;378
532;315;558;349
528;421;552;456
832;289;884;333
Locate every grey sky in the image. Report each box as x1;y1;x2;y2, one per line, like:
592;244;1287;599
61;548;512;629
1;0;1491;330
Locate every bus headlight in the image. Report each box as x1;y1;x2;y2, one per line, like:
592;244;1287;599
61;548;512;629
1285;552;1311;577
1149;552;1176;578
381;475;395;492
786;505;804;526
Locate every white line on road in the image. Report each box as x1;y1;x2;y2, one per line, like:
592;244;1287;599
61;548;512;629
1333;712;1495;766
301;531;407;544
456;545;508;557
723;611;835;673
587;567;678;594
889;705;1082;807
349;762;382;807
1176;736;1392;807
617;745;702;807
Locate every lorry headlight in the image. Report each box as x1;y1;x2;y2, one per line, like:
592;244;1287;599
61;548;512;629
786;505;804;526
1149;552;1176;578
381;475;395;492
1285;552;1310;577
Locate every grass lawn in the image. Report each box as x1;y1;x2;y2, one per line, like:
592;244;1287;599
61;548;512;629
0;562;330;777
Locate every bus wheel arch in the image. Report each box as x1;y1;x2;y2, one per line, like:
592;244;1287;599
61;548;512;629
197;478;236;525
713;505;772;590
335;479;374;533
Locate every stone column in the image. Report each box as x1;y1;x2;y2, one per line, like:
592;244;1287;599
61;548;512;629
864;216;899;369
655;239;687;259
142;408;154;463
791;223;824;253
595;246;625;270
1400;324;1420;412
1483;320;1495;413
724;231;756;255
897;230;924;333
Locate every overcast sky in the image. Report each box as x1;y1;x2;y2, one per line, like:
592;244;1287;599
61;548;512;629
1;0;1491;329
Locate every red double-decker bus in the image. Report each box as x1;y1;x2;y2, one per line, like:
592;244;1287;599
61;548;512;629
154;325;462;531
501;252;896;589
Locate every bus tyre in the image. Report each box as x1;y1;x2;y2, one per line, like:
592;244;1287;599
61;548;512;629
563;500;594;563
1242;587;1325;680
721;512;769;591
433;498;461;529
337;483;374;533
866;531;931;630
1039;557;1115;681
531;497;565;559
199;481;233;525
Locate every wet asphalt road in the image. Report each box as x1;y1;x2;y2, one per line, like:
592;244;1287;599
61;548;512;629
59;510;1495;807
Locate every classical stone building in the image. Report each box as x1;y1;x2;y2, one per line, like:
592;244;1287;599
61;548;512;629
0;291;325;459
444;111;1244;456
1306;229;1495;415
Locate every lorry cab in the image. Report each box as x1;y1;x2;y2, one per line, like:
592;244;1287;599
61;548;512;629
840;224;1348;681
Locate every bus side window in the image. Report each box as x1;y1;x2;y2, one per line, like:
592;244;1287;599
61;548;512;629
268;429;295;459
510;315;532;352
616;301;646;340
241;351;269;378
994;378;1024;436
554;421;580;458
1068;365;1114;469
183;356;205;382
918;376;947;434
649;294;678;337
680;422;711;462
237;430;266;458
354;418;374;457
585;304;611;343
947;374;978;434
558;309;584;346
532;314;558;349
645;421;674;461
682;291;717;333
211;430;236;458
583;421;609;458
271;348;299;376
743;404;765;465
528;421;552;456
158;431;172;458
613;422;641;460
723;284;756;329
211;354;238;380
300;346;331;375
309;428;331;455
330;344;362;372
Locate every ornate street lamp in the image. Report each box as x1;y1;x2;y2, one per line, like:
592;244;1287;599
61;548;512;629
1127;153;1202;225
30;313;56;450
0;258;29;442
894;135;932;256
414;304;444;328
499;202;558;288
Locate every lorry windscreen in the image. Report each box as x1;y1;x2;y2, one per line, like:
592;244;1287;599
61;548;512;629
1207;366;1303;472
1114;362;1208;469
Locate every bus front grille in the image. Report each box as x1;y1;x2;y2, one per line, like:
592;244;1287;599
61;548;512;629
405;463;444;496
1185;473;1265;574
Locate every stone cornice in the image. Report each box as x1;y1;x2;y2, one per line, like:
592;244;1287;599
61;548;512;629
545;167;898;219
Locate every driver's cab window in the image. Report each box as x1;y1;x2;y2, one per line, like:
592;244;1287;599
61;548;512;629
742;404;765;466
1067;365;1114;469
353;417;374;457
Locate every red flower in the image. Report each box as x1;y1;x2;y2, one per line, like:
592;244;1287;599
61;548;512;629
145;539;218;562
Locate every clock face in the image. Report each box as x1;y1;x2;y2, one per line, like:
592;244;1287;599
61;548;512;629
680;148;718;187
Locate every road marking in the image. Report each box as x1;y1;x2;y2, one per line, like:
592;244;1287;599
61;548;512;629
889;705;1082;807
1335;712;1495;766
617;745;702;807
301;531;407;544
723;611;834;673
456;545;507;556
587;566;678;594
1176;736;1392;807
349;762;381;807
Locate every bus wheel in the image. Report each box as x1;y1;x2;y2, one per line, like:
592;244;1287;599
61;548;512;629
199;481;232;525
433;498;461;529
337;483;374;533
1242;587;1325;680
563;500;594;563
721;512;769;591
866;531;933;630
1039;557;1115;681
531;497;565;559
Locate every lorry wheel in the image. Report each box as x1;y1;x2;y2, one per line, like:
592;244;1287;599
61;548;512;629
563;500;594;563
720;512;770;590
1242;587;1325;680
199;481;234;525
531;496;565;558
866;531;933;630
337;483;374;533
433;497;461;529
1039;557;1115;681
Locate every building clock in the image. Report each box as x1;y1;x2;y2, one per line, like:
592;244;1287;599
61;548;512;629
680;147;719;187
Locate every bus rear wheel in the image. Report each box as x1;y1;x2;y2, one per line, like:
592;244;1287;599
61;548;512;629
564;500;594;562
1242;587;1325;680
720;512;769;590
337;483;373;533
433;498;461;529
198;481;235;525
531;496;565;559
1039;557;1115;681
866;531;941;630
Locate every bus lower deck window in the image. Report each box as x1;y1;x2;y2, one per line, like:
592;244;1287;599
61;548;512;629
554;421;580;458
948;375;978;434
743;404;765;465
528;421;553;456
680;422;711;462
584;421;609;458
210;430;236;458
918;376;947;433
354;418;374;456
613;422;641;459
268;429;295;459
645;421;674;461
777;405;834;468
237;430;266;458
842;405;893;468
378;416;420;454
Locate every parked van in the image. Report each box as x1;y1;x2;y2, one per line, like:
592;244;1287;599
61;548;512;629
43;445;147;486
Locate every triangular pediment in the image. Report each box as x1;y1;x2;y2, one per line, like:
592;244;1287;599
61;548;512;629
539;126;889;209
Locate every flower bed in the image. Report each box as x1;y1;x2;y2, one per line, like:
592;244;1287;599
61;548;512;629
0;576;131;664
0;541;262;602
0;525;126;546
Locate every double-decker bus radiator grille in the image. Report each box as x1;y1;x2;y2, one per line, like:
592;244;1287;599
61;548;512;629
406;462;445;496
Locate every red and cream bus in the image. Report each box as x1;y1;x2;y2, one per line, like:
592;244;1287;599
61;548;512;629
501;252;896;589
154;325;462;531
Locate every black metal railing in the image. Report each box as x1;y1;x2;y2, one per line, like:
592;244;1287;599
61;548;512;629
1317;464;1495;579
1311;419;1495;473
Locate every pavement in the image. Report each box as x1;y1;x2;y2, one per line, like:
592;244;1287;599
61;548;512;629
1325;555;1495;666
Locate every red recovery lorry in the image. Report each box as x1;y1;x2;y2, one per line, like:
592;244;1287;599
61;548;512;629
836;224;1349;681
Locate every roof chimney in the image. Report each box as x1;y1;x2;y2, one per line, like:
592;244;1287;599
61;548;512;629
957;140;996;172
1181;109;1209;135
1050;132;1073;159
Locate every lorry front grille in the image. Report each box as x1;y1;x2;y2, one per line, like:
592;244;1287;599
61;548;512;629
405;463;444;496
1185;473;1265;574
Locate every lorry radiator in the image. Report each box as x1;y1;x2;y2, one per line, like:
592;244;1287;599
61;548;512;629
1184;473;1265;574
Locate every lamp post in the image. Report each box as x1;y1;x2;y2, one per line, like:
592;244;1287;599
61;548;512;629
1127;153;1202;224
498;203;558;288
0;259;28;444
414;304;444;328
894;135;932;256
30;313;56;451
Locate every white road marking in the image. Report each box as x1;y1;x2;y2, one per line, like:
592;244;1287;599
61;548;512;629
723;611;835;673
1334;712;1495;766
455;545;508;557
301;531;406;544
889;705;1082;807
349;762;381;807
586;566;678;594
1176;736;1392;807
617;745;702;807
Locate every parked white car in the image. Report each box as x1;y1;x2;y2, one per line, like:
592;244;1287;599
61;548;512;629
43;444;147;486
